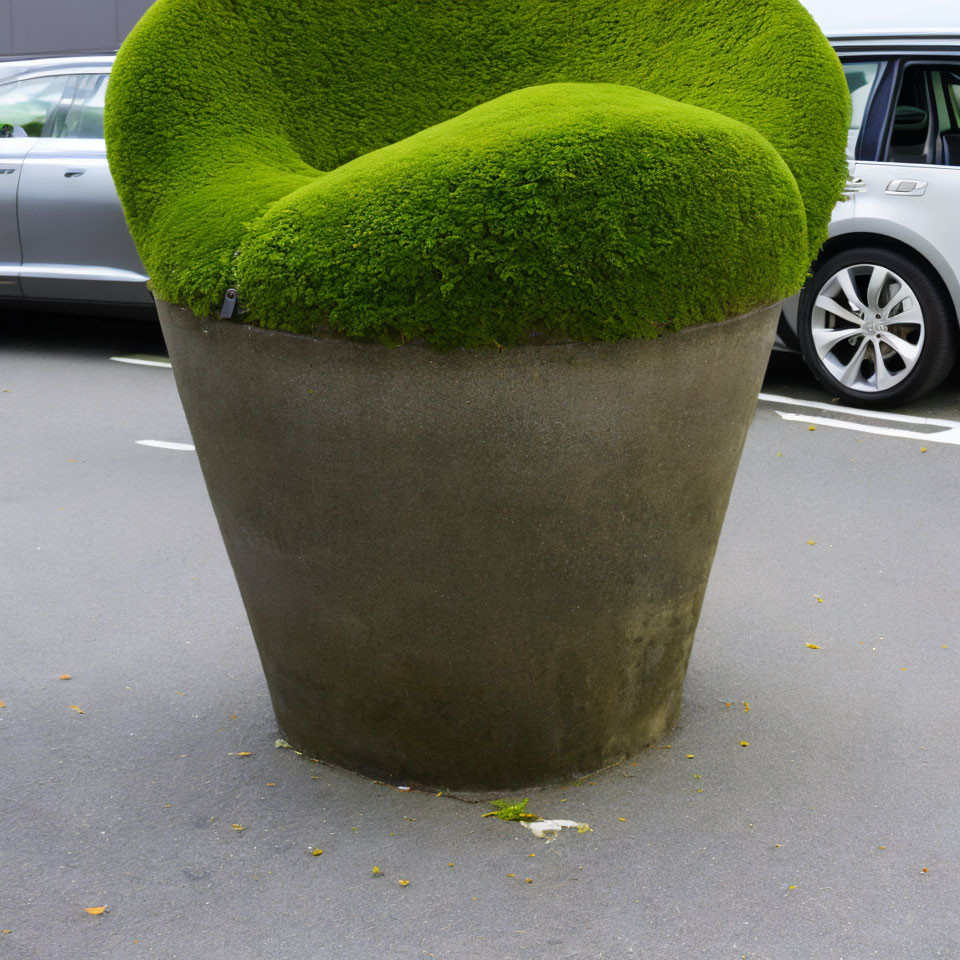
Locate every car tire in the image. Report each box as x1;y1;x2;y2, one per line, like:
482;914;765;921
797;246;957;407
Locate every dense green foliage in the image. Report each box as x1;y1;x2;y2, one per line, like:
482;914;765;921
105;0;849;348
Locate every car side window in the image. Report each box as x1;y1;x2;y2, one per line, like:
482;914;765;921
0;75;71;138
49;74;108;140
886;64;960;166
940;68;960;167
950;76;960;118
844;61;882;158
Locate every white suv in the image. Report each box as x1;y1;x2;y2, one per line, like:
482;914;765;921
778;32;960;407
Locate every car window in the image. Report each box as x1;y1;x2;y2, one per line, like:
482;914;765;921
886;64;960;166
939;69;960;166
0;75;71;138
942;71;960;124
887;66;934;164
844;61;881;157
49;74;108;139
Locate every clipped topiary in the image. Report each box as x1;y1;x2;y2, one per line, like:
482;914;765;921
104;0;850;791
105;0;848;348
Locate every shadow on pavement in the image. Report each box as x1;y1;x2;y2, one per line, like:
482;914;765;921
0;306;166;359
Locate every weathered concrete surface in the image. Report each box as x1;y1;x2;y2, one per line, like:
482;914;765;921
157;303;779;790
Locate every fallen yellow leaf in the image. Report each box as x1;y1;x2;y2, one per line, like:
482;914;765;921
807;540;816;545
235;752;253;757
0;700;5;709
788;885;797;890
398;879;410;886
739;741;750;747
808;426;816;431
69;704;84;714
372;866;382;876
525;878;533;884
920;447;927;453
59;674;71;680
84;907;107;916
806;643;821;650
685;754;695;759
743;702;750;712
618;817;627;822
506;873;516;878
231;824;244;832
311;848;323;856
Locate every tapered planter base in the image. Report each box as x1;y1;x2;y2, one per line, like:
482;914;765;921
158;301;778;791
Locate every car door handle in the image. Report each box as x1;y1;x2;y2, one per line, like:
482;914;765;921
843;176;867;195
0;167;16;175
64;169;85;178
885;178;927;196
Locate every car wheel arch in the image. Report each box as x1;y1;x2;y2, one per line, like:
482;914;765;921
811;231;959;335
796;240;958;406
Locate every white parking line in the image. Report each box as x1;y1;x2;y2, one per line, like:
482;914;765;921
757;393;960;445
135;440;195;451
110;356;172;368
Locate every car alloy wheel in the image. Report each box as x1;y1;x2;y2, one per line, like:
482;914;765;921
798;246;957;407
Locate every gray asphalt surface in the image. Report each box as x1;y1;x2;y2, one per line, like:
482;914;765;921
2;314;959;960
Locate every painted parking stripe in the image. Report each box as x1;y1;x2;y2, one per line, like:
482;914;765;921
136;440;196;451
757;393;960;445
111;356;172;368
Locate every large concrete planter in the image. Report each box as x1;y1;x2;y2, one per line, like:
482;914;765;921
159;301;778;791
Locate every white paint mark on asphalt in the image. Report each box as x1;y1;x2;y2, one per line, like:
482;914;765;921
135;440;196;451
757;393;960;445
111;356;172;368
774;412;960;444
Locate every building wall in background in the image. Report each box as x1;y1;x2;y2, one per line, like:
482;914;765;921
0;0;152;57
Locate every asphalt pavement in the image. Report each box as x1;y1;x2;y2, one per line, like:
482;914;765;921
2;313;959;960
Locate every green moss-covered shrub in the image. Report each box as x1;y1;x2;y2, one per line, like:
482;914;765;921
105;0;849;349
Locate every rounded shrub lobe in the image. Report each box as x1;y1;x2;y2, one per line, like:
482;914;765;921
105;0;849;348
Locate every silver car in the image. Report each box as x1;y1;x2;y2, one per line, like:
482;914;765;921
777;31;960;406
0;53;150;312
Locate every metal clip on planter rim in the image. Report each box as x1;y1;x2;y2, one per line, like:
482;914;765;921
220;288;239;319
